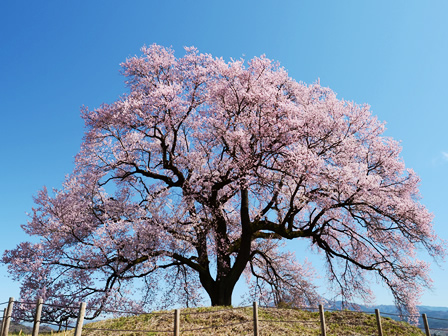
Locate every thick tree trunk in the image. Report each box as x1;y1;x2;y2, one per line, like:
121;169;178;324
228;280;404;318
207;280;235;306
198;189;254;306
202;189;254;306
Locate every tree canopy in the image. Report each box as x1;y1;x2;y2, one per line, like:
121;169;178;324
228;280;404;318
3;45;444;321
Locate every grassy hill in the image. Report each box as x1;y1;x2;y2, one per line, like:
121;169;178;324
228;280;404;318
8;306;424;336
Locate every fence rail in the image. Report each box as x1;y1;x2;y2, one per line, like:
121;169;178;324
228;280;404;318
1;297;447;335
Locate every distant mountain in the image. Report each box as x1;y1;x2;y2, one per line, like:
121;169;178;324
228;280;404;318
8;322;54;333
419;305;448;312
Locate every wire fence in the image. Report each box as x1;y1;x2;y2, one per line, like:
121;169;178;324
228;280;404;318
1;297;447;335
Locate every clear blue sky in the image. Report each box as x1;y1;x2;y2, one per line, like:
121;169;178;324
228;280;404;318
1;0;448;308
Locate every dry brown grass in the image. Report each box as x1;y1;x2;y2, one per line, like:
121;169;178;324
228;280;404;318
9;306;424;336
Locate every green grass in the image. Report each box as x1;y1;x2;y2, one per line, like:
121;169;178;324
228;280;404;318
8;306;424;336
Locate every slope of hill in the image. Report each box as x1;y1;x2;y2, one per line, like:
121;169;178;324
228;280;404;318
8;304;448;335
7;306;424;336
328;302;448;335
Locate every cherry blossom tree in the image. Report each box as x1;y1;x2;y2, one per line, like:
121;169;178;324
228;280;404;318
3;45;444;319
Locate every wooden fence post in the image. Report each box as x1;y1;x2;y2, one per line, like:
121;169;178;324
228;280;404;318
32;297;43;336
73;302;86;336
174;308;180;336
253;302;259;336
318;304;327;336
2;297;14;336
0;308;5;336
375;309;383;336
422;313;430;336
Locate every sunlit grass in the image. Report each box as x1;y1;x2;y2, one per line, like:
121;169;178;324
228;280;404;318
9;306;424;336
